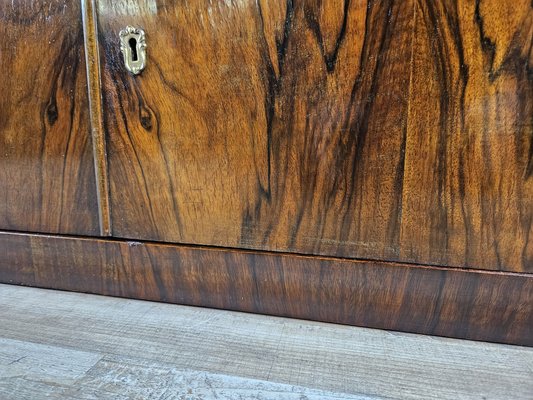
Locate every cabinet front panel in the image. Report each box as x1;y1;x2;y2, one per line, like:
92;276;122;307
98;0;532;272
0;0;100;235
99;0;414;258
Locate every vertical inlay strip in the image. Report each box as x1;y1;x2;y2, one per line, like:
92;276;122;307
81;0;112;236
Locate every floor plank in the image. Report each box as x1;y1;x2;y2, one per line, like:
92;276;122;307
0;338;101;399
62;356;374;400
0;284;531;399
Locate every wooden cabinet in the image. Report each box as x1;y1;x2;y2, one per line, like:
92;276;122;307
0;0;532;345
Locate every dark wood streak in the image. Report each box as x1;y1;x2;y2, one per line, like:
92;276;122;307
0;0;99;236
252;0;295;241
254;0;294;209
0;231;531;346
341;0;405;251
401;0;532;272
304;0;351;73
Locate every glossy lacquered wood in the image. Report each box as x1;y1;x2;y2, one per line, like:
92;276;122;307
97;0;415;259
0;0;99;235
1;231;531;346
96;0;532;272
401;0;533;273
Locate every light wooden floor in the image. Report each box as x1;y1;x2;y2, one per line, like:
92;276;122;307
0;284;531;400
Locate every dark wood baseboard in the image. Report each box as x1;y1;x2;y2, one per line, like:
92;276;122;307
0;231;531;346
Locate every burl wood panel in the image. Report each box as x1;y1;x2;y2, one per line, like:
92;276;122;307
0;0;99;235
98;0;532;272
0;231;531;345
97;0;415;260
400;1;533;272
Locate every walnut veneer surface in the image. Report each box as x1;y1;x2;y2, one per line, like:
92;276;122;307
0;0;531;345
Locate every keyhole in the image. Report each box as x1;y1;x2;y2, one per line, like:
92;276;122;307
129;37;138;62
120;26;146;74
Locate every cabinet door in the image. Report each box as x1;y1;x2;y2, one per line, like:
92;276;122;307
97;0;531;272
98;0;414;255
0;0;100;235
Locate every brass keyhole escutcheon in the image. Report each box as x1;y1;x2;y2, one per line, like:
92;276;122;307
119;26;146;75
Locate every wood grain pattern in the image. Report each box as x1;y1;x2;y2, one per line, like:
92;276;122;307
0;0;99;235
96;0;532;272
400;0;533;272
97;0;415;261
0;231;531;345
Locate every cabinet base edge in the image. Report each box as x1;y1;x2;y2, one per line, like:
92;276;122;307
0;231;531;346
